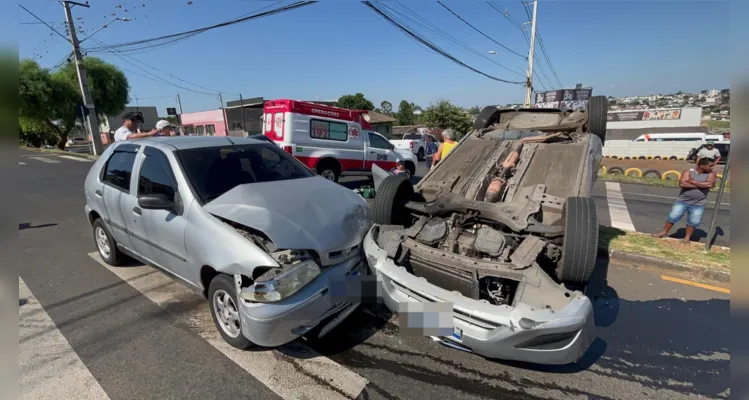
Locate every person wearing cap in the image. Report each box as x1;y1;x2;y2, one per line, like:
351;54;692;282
114;112;158;142
155;120;176;136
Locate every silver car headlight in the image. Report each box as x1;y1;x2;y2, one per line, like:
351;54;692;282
239;259;321;303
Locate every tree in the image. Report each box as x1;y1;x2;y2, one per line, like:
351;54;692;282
380;101;393;116
335;93;374;110
20;57;130;149
419;100;472;140
466;106;481;115
395;100;416;126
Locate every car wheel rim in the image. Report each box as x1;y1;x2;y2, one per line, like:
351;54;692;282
321;170;335;181
213;289;241;338
95;227;111;259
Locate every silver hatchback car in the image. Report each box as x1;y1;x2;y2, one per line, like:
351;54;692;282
84;136;372;349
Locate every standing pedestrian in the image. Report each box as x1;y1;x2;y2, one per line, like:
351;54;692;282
652;157;717;243
114;112;157;142
431;129;457;171
696;142;721;166
154;120;177;136
423;134;438;169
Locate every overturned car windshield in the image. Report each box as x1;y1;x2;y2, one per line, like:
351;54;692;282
176;143;313;203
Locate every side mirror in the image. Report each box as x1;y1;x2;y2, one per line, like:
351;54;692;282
138;194;175;210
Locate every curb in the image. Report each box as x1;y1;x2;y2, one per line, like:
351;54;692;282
597;248;730;283
22;147;99;161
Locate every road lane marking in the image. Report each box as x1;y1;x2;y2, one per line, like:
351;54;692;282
19;161;26;165
605;182;636;231
19;277;111;400
59;155;93;162
661;275;730;294
618;191;730;207
28;156;61;164
87;252;368;400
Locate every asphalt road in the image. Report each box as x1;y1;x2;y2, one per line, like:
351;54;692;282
19;150;730;399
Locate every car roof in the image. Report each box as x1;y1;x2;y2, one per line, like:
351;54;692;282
123;136;269;152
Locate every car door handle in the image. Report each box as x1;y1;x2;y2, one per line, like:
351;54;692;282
132;207;142;215
95;190;102;196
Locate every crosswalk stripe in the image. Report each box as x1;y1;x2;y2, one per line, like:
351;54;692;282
59;155;93;162
605;182;636;231
87;252;368;400
28;156;61;164
19;277;111;400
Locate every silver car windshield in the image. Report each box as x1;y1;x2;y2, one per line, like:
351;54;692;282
175;143;313;204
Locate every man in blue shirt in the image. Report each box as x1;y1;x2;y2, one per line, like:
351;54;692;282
424;134;438;169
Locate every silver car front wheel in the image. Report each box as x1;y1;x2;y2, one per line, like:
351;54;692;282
208;274;253;349
213;289;241;338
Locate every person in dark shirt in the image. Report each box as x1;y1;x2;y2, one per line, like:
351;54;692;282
652;157;717;243
424;134;438;169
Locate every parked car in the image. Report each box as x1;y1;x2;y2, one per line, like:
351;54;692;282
363;96;609;365
67;137;89;146
391;133;427;160
84;136;372;349
263;99;414;182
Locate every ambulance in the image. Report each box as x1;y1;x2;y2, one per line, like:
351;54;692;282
262;99;416;182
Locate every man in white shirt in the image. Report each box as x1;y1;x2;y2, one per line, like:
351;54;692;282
114;112;157;142
696;142;721;165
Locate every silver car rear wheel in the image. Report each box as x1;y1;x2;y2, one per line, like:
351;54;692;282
213;289;241;338
95;226;111;259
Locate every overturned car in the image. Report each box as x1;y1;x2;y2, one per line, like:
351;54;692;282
364;97;608;365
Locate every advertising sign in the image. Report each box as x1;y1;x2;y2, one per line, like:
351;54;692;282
607;109;682;122
533;88;593;111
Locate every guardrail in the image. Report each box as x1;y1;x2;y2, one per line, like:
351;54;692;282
602;139;700;160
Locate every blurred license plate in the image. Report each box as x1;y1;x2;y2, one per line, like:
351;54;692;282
452;327;463;341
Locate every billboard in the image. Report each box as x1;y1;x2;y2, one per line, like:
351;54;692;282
607;109;682;122
533;88;593;111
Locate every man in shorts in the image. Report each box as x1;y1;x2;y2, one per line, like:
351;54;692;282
652;157;717;243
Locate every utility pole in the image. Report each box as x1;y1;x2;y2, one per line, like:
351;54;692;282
176;94;184;129
524;0;538;107
239;94;247;135
705;150;731;251
218;93;229;136
63;1;103;155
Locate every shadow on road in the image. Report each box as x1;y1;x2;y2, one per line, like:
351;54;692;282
19;222;59;231
669;226;725;246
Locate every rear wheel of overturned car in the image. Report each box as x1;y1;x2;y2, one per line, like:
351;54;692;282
93;218;125;266
473;106;501;130
557;197;599;286
587;96;608;144
373;174;414;226
208;274;254;350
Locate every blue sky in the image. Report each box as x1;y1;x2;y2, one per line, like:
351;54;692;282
16;0;730;115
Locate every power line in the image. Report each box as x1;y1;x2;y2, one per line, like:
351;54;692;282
363;1;523;85
381;1;525;77
436;1;526;59
18;4;69;43
85;1;316;54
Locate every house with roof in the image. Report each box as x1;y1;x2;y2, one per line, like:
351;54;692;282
365;110;397;138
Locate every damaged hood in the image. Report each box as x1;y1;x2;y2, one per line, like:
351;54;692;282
203;177;371;262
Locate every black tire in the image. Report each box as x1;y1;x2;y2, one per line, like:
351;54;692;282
404;161;416;179
316;159;340;183
606;166;624;175
417;147;424;161
642;169;662;179
557;197;599;285
208;274;254;350
473;106;501;130
587;96;607;143
92;218;125;266
373;174;414;226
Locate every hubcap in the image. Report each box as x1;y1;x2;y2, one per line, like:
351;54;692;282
95;227;111;259
213;289;241;338
320;169;336;181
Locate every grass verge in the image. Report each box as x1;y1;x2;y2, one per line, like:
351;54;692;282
600;173;730;193
599;225;729;270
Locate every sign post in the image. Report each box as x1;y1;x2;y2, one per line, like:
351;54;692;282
705;150;730;251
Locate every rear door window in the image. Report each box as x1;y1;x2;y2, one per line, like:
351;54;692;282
138;147;177;201
103;151;137;193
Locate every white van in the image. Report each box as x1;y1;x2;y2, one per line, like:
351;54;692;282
263;99;416;182
633;133;725;142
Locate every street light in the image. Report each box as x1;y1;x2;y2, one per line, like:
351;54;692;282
79;17;130;43
487;50;527;75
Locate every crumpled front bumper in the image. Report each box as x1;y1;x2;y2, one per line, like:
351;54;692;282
236;256;365;347
363;225;594;365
